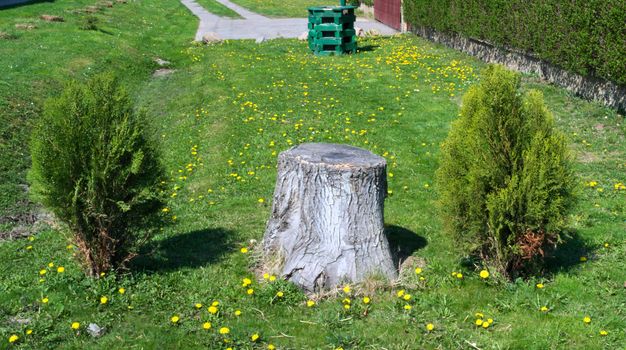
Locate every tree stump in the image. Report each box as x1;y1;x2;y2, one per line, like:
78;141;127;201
263;143;397;292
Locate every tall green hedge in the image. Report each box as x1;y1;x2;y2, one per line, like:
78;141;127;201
404;0;626;85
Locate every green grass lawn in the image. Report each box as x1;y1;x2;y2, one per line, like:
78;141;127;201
195;0;242;18
1;1;625;349
228;0;333;17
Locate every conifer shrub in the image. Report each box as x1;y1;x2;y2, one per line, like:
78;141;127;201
29;73;164;276
436;65;575;277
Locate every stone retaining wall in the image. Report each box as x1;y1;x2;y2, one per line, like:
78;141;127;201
411;26;626;113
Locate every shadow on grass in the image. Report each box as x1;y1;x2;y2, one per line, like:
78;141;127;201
384;224;427;267
357;45;379;53
131;228;235;273
0;0;54;10
543;229;593;275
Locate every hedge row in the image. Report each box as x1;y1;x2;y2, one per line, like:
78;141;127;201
403;0;626;86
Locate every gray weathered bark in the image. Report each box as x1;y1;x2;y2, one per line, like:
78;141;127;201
263;143;397;292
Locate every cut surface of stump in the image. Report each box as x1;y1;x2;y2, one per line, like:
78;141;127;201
263;143;397;292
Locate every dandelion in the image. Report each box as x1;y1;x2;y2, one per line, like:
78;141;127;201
269;275;276;282
583;316;591;324
580;256;587;262
26;245;32;250
276;291;284;297
258;198;265;203
234;310;242;316
170;315;180;324
263;273;270;280
219;327;230;335
604;243;609;248
247;288;254;295
363;296;370;304
536;283;544;289
479;270;489;279
342;285;351;294
268;344;276;350
344;304;351;310
475;319;483;326
9;335;19;343
396;290;405;297
456;273;463;279
242;278;252;286
404;304;412;310
403;294;411;301
599;330;608;336
540;306;549;312
26;330;32;335
208;306;218;314
482;322;490;329
240;247;249;254
57;266;65;273
195;303;203;309
307;300;315;307
414;267;422;274
100;296;108;305
39;269;47;276
211;301;219;306
48;262;54;268
251;333;260;341
426;323;435;331
118;288;125;294
66;244;73;250
203;322;211;330
71;322;80;330
42;297;49;304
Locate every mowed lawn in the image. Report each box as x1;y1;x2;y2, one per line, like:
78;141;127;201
1;0;625;349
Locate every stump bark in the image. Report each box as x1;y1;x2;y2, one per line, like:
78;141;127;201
263;143;397;292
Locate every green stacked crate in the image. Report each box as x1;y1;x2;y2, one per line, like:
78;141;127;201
307;2;357;56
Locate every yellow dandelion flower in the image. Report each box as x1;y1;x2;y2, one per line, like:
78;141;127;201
276;291;284;297
426;323;435;331
234;310;242;316
403;294;411;301
26;330;32;335
8;335;18;343
599;330;608;336
342;285;351;294
242;278;252;286
456;273;463;279
479;270;489;279
268;344;276;350
475;312;484;318
211;301;219;306
208;306;218;314
487;318;493;324
42;297;49;304
203;322;211;330
414;267;422;274
396;290;405;297
475;319;483;326
583;316;591;324
404;304;412;310
118;288;125;294
482;322;490;329
536;283;544;289
363;297;370;304
269;275;276;282
48;262;54;268
219;327;230;335
170;315;180;323
247;288;254;295
39;269;47;276
344;304;351;310
258;198;265;203
580;256;587;262
57;266;65;273
26;245;32;250
71;322;80;330
251;333;260;341
540;306;549;312
195;303;203;309
240;247;249;254
263;273;270;279
306;300;315;307
100;296;108;305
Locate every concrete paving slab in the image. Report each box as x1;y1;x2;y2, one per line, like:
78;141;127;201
180;0;397;41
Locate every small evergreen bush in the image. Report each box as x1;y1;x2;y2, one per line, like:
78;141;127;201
29;73;164;276
436;65;575;277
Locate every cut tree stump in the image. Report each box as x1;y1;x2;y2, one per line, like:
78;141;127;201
263;143;397;292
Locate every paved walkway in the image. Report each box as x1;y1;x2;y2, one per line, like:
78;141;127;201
180;0;397;41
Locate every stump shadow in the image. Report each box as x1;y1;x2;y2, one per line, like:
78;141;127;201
543;229;594;276
130;227;234;273
384;224;427;267
357;45;379;53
